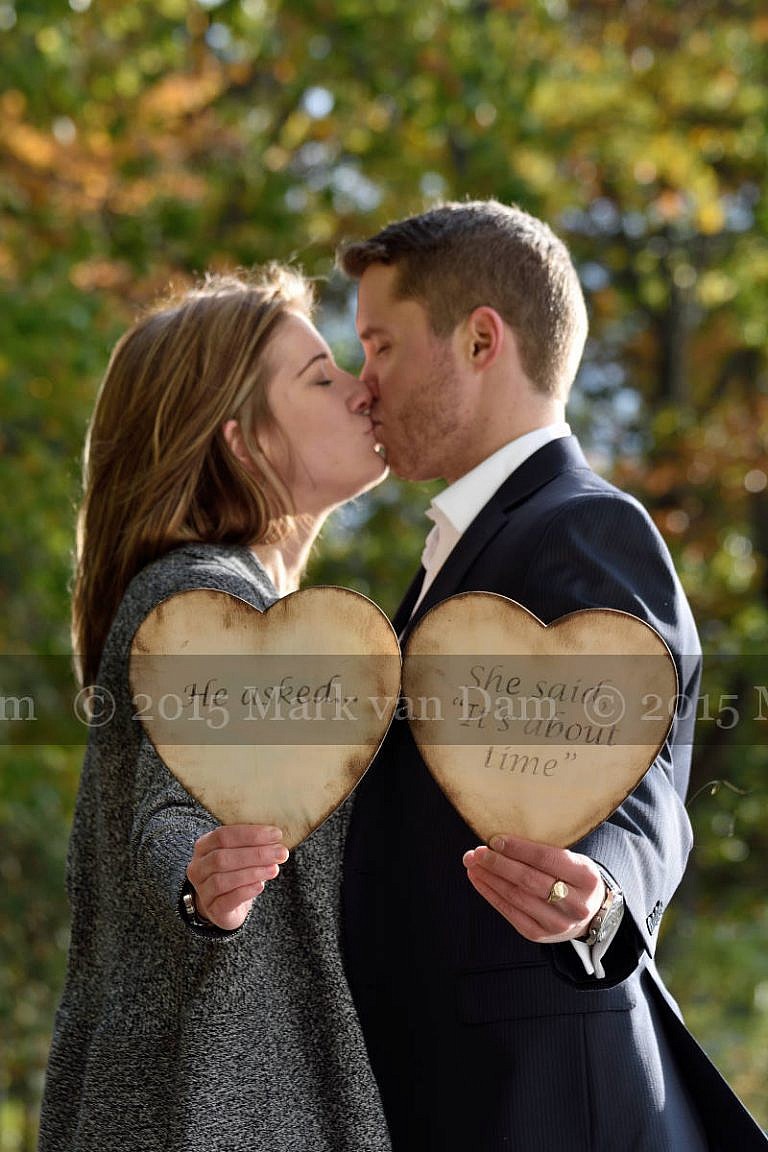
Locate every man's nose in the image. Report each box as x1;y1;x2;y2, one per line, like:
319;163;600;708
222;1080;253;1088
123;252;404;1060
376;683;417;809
358;359;380;399
347;376;376;414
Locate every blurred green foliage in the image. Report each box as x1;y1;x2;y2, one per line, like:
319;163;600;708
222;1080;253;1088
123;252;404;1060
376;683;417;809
1;0;767;1144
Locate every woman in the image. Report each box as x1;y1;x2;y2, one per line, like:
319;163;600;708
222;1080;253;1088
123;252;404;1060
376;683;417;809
38;266;392;1151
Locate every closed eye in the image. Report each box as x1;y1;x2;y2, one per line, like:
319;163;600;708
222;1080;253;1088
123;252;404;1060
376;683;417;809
313;377;333;387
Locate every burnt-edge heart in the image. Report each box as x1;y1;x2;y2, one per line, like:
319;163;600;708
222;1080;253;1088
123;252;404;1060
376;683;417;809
402;593;677;848
130;586;401;849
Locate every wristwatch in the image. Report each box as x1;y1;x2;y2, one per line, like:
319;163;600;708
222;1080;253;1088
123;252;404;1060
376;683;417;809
582;871;624;947
181;880;213;929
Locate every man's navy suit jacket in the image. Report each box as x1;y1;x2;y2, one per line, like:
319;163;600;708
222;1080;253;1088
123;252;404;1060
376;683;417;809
343;437;766;1150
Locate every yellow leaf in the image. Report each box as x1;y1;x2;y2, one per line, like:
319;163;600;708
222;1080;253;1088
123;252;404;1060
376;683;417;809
697;201;725;235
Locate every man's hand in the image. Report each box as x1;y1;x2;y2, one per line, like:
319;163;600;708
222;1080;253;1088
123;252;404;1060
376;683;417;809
187;824;289;931
463;834;605;944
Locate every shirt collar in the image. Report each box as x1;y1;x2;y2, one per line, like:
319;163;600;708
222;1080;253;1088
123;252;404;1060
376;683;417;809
428;422;572;540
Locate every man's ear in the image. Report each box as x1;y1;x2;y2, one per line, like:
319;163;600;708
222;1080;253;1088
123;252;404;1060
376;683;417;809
463;306;505;370
223;418;256;474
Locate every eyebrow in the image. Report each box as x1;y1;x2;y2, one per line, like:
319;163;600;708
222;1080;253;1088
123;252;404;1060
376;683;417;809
357;325;391;342
296;352;328;378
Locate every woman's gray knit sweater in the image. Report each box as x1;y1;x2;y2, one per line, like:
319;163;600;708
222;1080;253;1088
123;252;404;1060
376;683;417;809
38;543;392;1152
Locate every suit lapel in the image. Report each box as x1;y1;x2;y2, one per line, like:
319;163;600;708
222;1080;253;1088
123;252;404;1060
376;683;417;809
393;566;426;636
395;436;592;645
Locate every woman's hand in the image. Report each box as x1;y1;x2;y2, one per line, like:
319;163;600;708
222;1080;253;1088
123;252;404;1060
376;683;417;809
186;824;289;931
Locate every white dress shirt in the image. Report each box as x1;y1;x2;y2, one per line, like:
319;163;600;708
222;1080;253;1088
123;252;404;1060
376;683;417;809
414;423;572;612
410;422;622;978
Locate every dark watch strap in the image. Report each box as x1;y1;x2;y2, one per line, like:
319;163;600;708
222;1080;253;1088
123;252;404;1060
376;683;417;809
180;880;214;929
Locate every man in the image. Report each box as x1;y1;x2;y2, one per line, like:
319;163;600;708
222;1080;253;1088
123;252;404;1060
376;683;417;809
337;201;766;1150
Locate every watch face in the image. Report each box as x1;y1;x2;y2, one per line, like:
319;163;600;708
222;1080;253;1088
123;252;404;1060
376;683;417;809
596;896;624;942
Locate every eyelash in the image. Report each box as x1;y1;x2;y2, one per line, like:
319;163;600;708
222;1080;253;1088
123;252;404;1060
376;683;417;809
375;346;390;356
314;378;333;387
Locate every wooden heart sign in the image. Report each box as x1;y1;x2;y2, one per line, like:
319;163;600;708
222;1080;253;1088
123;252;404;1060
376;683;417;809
402;593;678;847
130;587;401;849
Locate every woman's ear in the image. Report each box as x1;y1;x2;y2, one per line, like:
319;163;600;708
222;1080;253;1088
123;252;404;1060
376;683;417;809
464;306;505;370
223;418;256;474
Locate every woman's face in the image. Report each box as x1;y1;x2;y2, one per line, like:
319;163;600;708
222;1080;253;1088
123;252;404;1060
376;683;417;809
258;311;387;514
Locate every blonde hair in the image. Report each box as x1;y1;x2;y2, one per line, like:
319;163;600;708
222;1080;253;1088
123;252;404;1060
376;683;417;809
73;265;314;686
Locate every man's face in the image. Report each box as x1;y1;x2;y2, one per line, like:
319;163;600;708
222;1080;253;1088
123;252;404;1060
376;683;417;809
355;263;471;482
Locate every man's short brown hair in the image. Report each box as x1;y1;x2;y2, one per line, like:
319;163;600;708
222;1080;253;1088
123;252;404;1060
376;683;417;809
337;200;587;399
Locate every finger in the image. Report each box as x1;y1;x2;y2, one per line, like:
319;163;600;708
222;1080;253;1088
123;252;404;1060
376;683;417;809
464;845;556;902
195;861;282;904
466;869;551;940
465;846;593;921
204;887;263;930
481;840;605;924
467;861;587;931
467;868;584;943
190;843;289;885
198;877;271;924
488;835;593;888
194;824;284;857
466;862;556;932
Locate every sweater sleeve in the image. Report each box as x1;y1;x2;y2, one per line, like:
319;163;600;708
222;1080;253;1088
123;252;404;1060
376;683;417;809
117;546;278;941
128;728;246;939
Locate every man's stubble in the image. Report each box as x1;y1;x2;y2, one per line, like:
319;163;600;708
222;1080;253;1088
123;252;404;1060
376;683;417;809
383;343;468;483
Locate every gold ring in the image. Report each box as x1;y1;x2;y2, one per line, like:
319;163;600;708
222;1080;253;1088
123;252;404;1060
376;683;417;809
547;879;569;903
